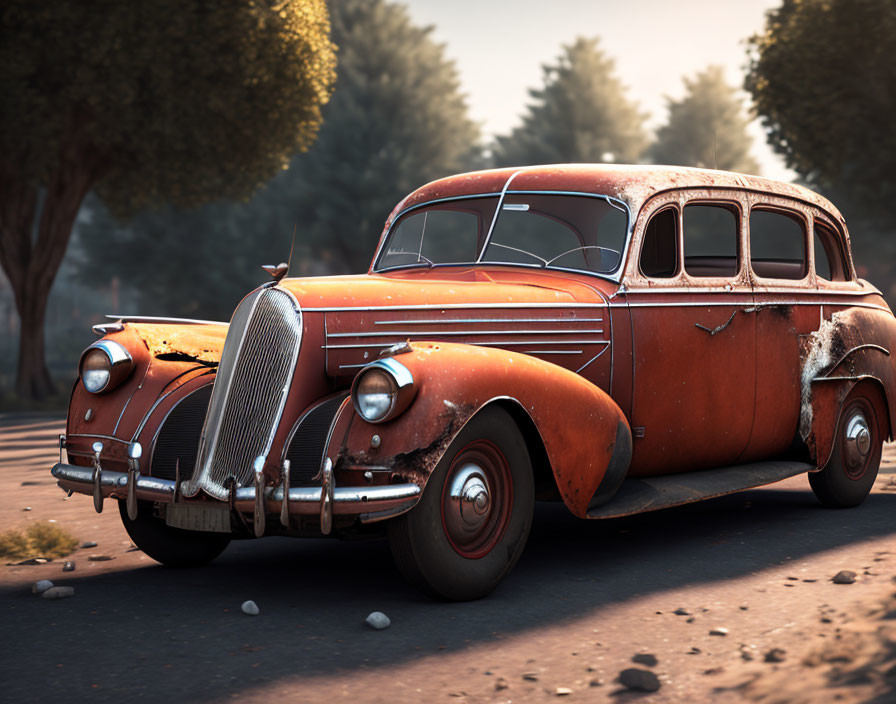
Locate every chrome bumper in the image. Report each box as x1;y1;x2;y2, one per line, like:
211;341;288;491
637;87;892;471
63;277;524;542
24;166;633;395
51;462;421;529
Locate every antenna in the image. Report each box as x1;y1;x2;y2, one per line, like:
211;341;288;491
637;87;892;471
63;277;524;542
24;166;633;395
286;224;296;277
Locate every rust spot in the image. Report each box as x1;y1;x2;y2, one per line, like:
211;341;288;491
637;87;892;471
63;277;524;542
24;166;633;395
154;352;218;367
129;323;226;365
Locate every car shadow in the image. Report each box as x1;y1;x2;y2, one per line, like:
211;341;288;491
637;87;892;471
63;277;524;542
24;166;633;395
3;482;896;702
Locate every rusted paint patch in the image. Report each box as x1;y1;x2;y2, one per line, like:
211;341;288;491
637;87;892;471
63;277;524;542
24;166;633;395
128;323;226;365
800;314;847;442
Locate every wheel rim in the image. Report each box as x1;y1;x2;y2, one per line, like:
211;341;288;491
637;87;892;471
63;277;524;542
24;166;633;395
440;439;513;559
841;399;876;480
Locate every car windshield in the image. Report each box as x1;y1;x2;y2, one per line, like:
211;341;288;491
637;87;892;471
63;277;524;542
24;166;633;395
375;193;628;276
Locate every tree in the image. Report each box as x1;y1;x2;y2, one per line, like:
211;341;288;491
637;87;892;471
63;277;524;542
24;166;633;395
493;38;647;166
745;0;896;224
651;66;759;174
0;1;336;398
79;0;481;305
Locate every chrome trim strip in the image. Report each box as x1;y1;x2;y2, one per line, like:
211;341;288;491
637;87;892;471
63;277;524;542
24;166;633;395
373;317;603;325
622;299;890;312
67;433;129;444
328;328;603;338
105;315;228;325
624;287;881;297
476;169;528;262
576;341;611;373
325;339;608;350
523;349;583;355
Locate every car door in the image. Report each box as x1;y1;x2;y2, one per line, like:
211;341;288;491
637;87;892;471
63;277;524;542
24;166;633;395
623;189;756;476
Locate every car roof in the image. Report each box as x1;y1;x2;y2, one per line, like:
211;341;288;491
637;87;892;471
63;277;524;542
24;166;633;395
391;164;844;225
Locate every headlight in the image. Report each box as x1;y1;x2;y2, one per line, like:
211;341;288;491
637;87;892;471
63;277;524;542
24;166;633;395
351;357;416;423
79;340;134;393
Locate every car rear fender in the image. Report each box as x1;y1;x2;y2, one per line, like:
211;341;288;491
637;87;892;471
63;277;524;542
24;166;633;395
802;307;896;467
325;342;631;518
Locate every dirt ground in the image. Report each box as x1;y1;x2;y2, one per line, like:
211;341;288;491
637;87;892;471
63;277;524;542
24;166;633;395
2;413;896;703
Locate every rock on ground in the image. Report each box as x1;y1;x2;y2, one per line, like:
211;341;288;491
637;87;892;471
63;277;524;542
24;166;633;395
632;653;658;667
32;580;54;594
618;668;661;692
365;611;390;630
832;570;858;584
241;600;260;616
42;586;74;599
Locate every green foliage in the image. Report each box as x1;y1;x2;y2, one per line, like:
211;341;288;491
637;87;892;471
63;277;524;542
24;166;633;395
0;522;78;559
493;38;648;166
1;0;337;215
745;0;896;224
78;0;481;316
652;66;758;174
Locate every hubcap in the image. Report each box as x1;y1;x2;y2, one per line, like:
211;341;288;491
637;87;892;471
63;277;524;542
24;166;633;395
444;464;491;538
440;439;513;559
843;411;871;473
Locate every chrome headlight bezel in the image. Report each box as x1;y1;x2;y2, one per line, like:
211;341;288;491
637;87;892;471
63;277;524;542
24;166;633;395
79;340;134;394
351;357;416;424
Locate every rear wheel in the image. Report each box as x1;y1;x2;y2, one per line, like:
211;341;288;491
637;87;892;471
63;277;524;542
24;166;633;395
809;385;885;508
387;406;534;601
118;500;231;567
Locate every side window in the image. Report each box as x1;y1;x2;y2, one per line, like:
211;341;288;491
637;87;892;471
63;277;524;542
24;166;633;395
683;204;739;277
750;208;807;280
639;207;678;278
814;220;848;281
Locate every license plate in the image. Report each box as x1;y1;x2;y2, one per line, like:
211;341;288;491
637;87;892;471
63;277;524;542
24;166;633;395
165;504;231;533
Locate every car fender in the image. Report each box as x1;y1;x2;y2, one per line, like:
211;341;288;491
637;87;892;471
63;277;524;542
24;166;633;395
325;341;632;518
802;307;896;467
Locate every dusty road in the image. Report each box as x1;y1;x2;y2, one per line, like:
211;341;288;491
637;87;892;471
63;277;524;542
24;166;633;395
2;414;896;703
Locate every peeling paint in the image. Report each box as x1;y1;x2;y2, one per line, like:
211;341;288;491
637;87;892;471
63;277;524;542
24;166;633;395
129;323;226;365
800;314;846;441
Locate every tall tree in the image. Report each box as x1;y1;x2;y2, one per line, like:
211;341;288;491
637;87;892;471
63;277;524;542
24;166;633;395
493;38;647;166
79;0;481;309
0;1;336;399
652;66;759;174
745;0;896;224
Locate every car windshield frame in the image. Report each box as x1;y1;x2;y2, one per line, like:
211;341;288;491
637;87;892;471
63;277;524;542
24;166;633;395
372;190;633;282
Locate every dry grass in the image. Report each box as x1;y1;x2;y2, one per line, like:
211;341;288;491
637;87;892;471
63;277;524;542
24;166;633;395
0;522;78;559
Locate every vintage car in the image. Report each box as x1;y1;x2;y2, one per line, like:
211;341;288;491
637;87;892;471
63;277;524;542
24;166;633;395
51;165;896;600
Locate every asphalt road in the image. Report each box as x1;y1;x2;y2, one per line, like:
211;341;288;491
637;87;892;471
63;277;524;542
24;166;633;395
2;415;896;703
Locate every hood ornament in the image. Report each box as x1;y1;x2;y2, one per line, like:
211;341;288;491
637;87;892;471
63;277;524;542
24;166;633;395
261;262;289;282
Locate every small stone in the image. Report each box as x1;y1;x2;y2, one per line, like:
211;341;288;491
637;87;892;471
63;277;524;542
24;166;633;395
241;600;260;616
618;668;660;693
589;678;603;687
22;506;32;511
703;667;725;675
673;607;690;616
632;653;658;667
739;605;749;610
126;546;141;553
42;586;74;599
555;687;573;696
832;571;857;584
63;561;75;572
787;576;799;581
764;648;787;663
14;557;49;565
686;617;695;623
81;541;97;549
522;673;539;682
364;611;389;630
688;647;702;655
494;678;508;691
88;555;114;562
803;579;817;583
32;580;54;594
709;627;729;636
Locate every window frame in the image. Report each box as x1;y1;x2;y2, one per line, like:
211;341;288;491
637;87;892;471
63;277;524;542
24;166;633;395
747;203;811;285
638;204;681;280
680;199;744;283
812;215;852;283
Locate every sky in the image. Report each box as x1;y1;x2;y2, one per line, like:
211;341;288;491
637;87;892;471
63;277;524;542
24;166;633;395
403;0;794;181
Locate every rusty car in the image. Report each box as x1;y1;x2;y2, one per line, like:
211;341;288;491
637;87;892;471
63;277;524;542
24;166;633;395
51;164;896;600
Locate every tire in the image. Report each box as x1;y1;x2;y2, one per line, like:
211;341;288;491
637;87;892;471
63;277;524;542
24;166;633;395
387;406;534;601
809;384;885;508
118;500;231;567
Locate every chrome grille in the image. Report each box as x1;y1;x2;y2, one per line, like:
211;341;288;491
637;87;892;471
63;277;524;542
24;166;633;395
186;287;302;499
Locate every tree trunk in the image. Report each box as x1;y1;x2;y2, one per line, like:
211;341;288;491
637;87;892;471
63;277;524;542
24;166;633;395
0;124;105;401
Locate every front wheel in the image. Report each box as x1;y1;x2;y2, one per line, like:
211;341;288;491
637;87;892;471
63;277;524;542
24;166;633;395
118;500;231;567
387;406;534;601
809;384;886;508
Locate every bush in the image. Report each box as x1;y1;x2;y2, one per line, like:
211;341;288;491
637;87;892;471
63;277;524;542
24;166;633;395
0;522;78;559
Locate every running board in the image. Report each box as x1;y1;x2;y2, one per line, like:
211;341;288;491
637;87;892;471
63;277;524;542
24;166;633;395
588;460;814;519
